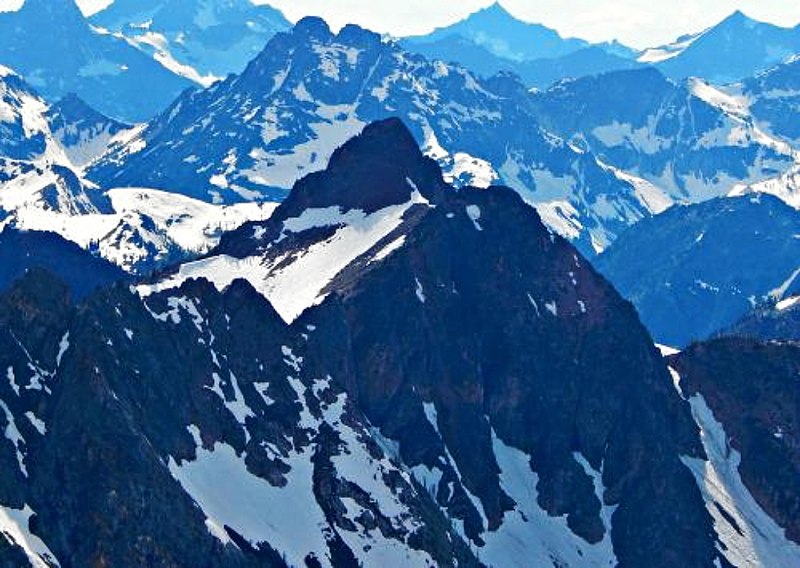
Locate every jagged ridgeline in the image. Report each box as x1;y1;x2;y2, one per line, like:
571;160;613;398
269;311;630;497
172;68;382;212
0;1;798;566
3;118;797;567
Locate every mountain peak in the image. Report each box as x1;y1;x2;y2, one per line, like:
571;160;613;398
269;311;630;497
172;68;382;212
293;15;333;39
18;0;85;21
411;0;584;61
718;9;759;27
474;1;522;23
279;118;445;216
50;91;127;129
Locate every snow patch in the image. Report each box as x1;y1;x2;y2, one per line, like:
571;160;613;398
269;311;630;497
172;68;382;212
415;278;427;304
465;204;483;231
141;192;429;323
679;385;800;567
479;431;617;567
0;505;59;567
169;432;329;565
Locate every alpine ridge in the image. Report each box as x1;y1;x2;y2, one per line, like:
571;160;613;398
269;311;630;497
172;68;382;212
0;4;799;568
88;16;659;256
0;117;745;567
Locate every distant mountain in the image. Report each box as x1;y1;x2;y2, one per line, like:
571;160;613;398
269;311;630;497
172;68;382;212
596;194;800;347
0;0;193;122
595;39;638;60
0;230;126;300
518;47;642;89
0;67;275;275
670;337;800;548
405;37;641;88
723;296;800;341
646;11;800;83
744;56;800;145
405;2;588;62
91;0;291;86
400;34;518;78
0;66;112;225
401;3;638;87
530;67;796;205
89;17;662;256
0;66;69;164
46;93;131;170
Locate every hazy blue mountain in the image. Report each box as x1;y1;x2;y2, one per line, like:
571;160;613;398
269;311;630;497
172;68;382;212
595;39;638;59
46;93;131;170
530;67;796;206
596;194;800;347
400;34;518;78
744;55;800;144
405;36;641;88
519;46;642;89
91;0;291;86
650;11;800;83
402;3;637;87
0;0;193;122
405;2;588;62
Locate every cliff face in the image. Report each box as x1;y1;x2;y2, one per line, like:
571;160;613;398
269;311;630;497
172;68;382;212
672;337;800;545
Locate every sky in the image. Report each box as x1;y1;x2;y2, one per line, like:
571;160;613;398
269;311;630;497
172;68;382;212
2;0;800;49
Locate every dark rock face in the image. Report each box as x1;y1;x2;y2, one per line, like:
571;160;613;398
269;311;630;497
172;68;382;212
0;272;284;568
302;185;715;567
596;194;800;347
671;337;800;543
0;230;127;301
0;268;476;567
211;118;720;566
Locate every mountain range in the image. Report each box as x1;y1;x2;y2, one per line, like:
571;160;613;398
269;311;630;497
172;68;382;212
0;3;798;566
402;5;800;90
646;11;800;84
87;16;655;256
402;3;640;89
4;117;799;567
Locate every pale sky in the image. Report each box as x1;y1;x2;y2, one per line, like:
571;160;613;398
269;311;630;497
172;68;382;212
2;0;800;50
